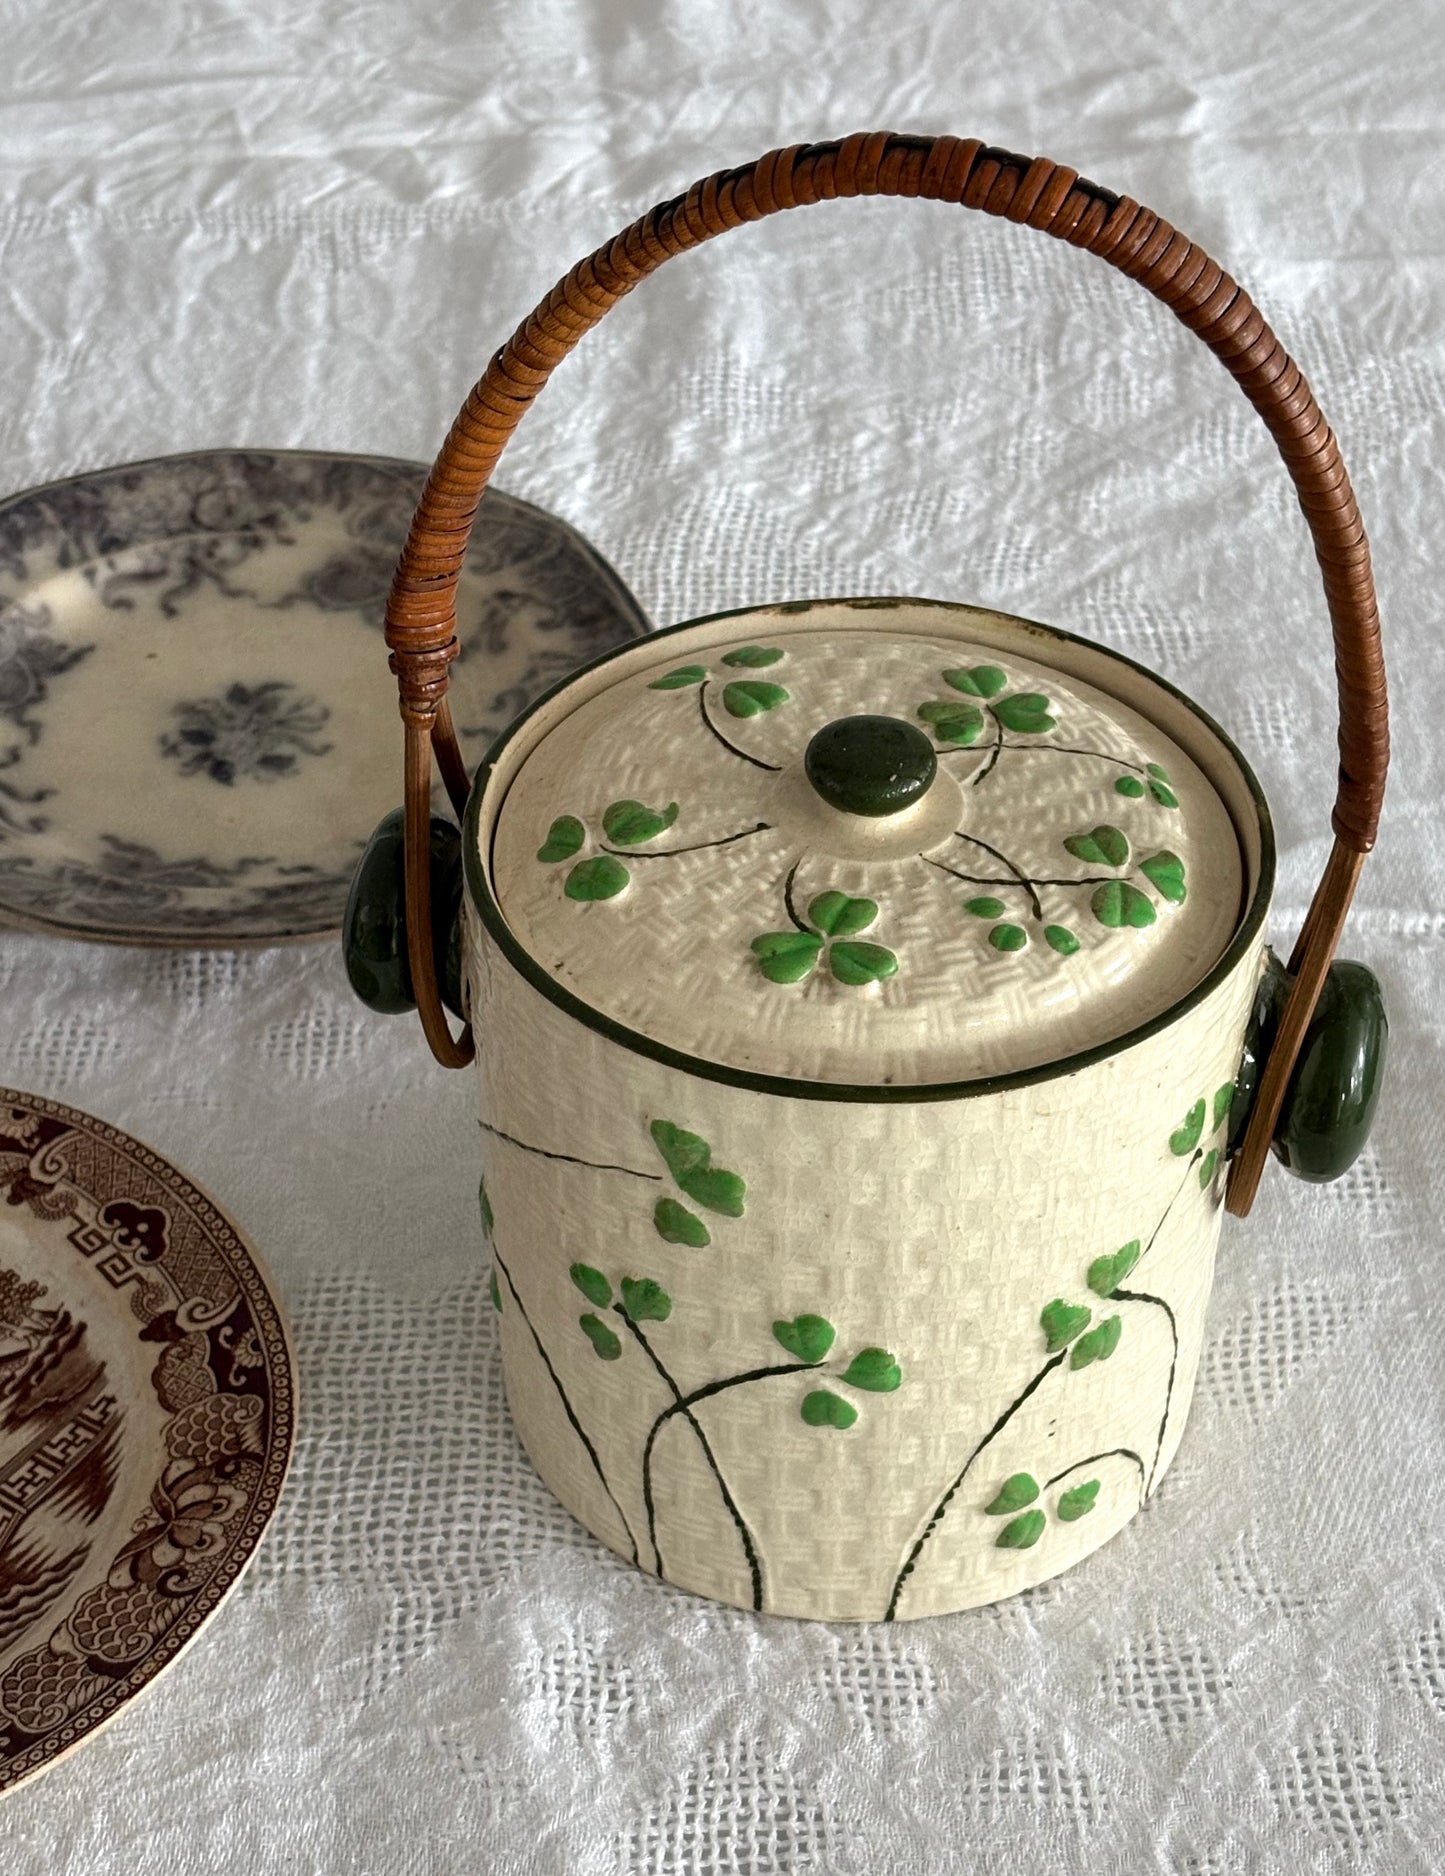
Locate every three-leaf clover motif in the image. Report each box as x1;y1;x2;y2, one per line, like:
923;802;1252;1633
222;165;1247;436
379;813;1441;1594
916;664;1058;749
751;889;899;987
961;894;1077;957
649;1119;746;1248
1170;1078;1237;1189
769;1311;904;1433
982;1470;1102;1548
1114;761;1180;809
1086;1240;1141;1298
569;1261;675;1361
1038;1294;1124;1371
536;797;682;901
649;645;792;719
1057;822;1189;932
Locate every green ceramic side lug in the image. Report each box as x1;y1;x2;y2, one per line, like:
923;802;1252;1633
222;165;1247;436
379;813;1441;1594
1228;947;1290;1152
1273;958;1388;1182
342;807;466;1018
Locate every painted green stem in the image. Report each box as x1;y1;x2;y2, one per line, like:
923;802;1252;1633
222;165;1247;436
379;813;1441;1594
1112;1289;1179;1492
601;823;772;860
478;1119;660;1183
1006;741;1150;776
638;1359;817;1610
970;713;1007;786
885;1348;1068;1621
886;1147;1203;1618
491;1245;640;1567
620;1312;775;1610
953;832;1044;920
1044;1448;1146;1495
698;682;782;773
1137;1152;1203;1271
782;858;809;934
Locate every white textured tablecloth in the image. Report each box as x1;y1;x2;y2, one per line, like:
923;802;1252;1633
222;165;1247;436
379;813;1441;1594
3;4;1442;1869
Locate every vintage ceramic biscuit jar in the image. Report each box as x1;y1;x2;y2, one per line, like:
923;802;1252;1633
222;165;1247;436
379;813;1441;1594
345;135;1388;1620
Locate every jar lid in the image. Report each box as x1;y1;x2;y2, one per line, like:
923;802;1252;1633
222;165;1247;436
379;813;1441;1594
481;600;1254;1087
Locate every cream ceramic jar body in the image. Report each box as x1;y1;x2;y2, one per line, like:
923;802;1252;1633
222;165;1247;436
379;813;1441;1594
462;601;1273;1619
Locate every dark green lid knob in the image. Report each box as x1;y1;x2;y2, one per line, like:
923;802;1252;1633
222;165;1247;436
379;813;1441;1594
803;715;938;818
343;807;466;1019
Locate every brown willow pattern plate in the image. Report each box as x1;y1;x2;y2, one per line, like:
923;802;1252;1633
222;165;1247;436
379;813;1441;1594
0;449;650;944
0;1087;294;1796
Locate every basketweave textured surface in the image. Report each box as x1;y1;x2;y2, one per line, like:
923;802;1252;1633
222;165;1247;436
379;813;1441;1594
2;2;1442;1873
487;608;1245;1082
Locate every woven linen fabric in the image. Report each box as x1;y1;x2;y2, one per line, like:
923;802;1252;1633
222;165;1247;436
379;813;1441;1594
2;2;1441;1869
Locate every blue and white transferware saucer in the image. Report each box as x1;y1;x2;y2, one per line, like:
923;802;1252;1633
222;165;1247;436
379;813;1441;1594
0;450;649;944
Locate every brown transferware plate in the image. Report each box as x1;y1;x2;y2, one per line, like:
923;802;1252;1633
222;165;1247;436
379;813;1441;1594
0;1087;294;1794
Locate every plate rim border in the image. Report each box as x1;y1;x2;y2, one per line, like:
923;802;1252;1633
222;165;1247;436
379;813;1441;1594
0;1082;298;1799
0;445;651;948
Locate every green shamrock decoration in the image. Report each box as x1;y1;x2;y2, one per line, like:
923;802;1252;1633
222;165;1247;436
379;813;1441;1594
1040;1298;1092;1353
565;856;630;901
772;1314;836;1363
916;663;1058;748
620;1277;672;1322
995;1509;1047;1549
1090;880;1156;928
1057;819;1189;933
801;1389;858;1429
536;815;584;862
720;645;785;668
1145;761;1179;808
767;1313;904;1431
1069;1315;1122;1369
536;796;689;902
1115;762;1177;809
579;1314;622;1361
752;890;899;987
571;1262;674;1360
1170;1099;1207;1157
1039;1295;1123;1368
602;799;679;846
1086;1240;1141;1297
653;1197;711;1248
649;647;787;691
647;664;708;689
1139;850;1186;904
648;1119;745;1248
841;1347;903;1392
570;1263;612;1308
984;1472;1039;1514
985;1472;1102;1548
1057;1479;1100;1521
723;680;790;718
1065;824;1130;868
1169;1079;1237;1187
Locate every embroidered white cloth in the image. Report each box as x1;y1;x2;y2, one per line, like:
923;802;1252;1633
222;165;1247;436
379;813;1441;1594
3;2;1441;1868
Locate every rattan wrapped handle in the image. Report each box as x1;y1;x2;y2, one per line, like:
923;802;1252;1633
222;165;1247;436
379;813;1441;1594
386;132;1389;1216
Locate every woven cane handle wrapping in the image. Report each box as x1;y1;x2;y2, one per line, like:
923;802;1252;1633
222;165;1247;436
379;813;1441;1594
388;132;1389;1215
